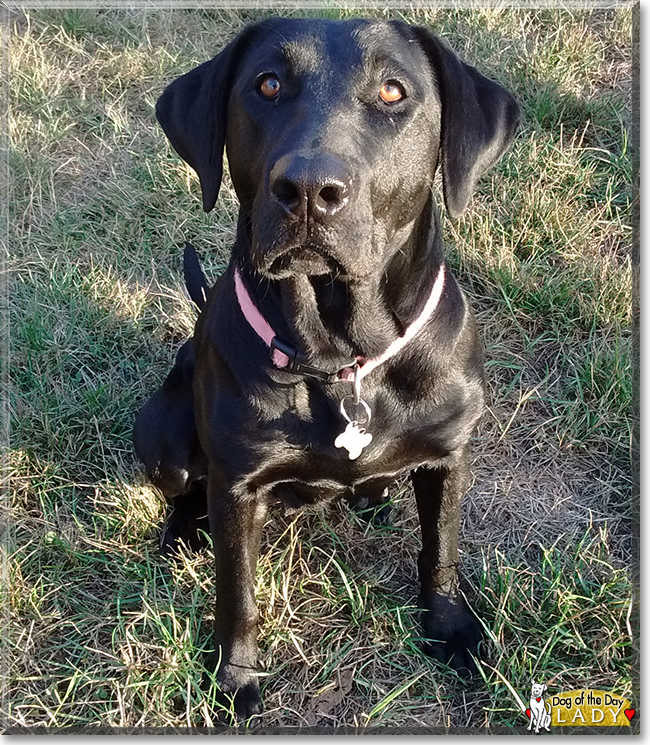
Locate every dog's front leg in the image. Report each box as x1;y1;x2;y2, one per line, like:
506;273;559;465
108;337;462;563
411;444;483;676
207;469;267;721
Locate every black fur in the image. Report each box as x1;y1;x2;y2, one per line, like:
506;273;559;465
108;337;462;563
134;17;520;721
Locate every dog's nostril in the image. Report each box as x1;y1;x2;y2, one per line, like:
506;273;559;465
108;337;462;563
317;185;344;212
272;179;301;212
319;186;339;204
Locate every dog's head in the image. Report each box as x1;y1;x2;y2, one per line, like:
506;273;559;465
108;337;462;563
156;18;520;280
530;682;548;698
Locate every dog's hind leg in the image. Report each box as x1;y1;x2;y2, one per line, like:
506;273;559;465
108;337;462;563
411;444;483;676
133;339;209;554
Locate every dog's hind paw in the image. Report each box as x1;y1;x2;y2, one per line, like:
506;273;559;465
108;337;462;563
159;482;211;557
354;499;392;526
349;487;392;527
160;515;210;557
419;590;483;677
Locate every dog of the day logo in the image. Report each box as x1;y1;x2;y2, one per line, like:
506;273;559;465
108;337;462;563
525;683;634;732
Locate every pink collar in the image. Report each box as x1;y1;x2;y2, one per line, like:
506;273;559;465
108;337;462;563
234;264;445;383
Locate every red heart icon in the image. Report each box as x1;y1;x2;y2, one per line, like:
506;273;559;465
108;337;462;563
624;709;635;721
526;709;531;718
536;697;541;702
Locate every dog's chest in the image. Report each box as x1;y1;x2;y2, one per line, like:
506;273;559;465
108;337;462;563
202;362;479;503
236;406;454;504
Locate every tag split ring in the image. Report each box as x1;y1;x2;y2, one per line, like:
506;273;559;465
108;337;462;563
340;396;371;426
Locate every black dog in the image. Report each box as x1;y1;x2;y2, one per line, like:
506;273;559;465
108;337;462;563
134;17;520;721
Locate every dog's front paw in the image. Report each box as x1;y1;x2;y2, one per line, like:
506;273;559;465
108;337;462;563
205;658;263;723
226;679;263;723
420;590;483;677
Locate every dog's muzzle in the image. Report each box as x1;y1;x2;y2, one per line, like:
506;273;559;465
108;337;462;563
253;152;369;279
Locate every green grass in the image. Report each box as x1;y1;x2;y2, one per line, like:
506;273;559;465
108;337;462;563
6;6;635;731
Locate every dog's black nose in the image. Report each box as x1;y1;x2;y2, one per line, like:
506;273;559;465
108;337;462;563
270;154;352;222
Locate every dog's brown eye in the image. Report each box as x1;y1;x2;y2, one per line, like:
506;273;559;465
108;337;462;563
379;81;404;104
259;75;281;99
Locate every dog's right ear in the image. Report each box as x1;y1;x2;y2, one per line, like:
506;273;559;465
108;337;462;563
155;28;255;212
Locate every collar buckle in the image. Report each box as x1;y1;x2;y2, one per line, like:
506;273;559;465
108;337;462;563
270;337;342;383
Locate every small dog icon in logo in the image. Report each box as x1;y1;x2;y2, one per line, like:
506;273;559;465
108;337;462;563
526;681;551;733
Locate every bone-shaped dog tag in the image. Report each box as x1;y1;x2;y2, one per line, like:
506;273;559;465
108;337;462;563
335;421;373;460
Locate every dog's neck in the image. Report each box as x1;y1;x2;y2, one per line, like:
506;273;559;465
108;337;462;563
235;199;445;372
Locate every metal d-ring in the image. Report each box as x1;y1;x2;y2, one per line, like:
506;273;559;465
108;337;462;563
340;396;371;427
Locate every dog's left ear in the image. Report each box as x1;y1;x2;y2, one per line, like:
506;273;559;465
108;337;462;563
412;27;521;219
155;27;256;212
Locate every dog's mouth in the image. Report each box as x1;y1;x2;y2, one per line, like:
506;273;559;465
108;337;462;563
262;244;346;279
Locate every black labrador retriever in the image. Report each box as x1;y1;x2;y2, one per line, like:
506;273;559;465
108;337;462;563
134;17;520;721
